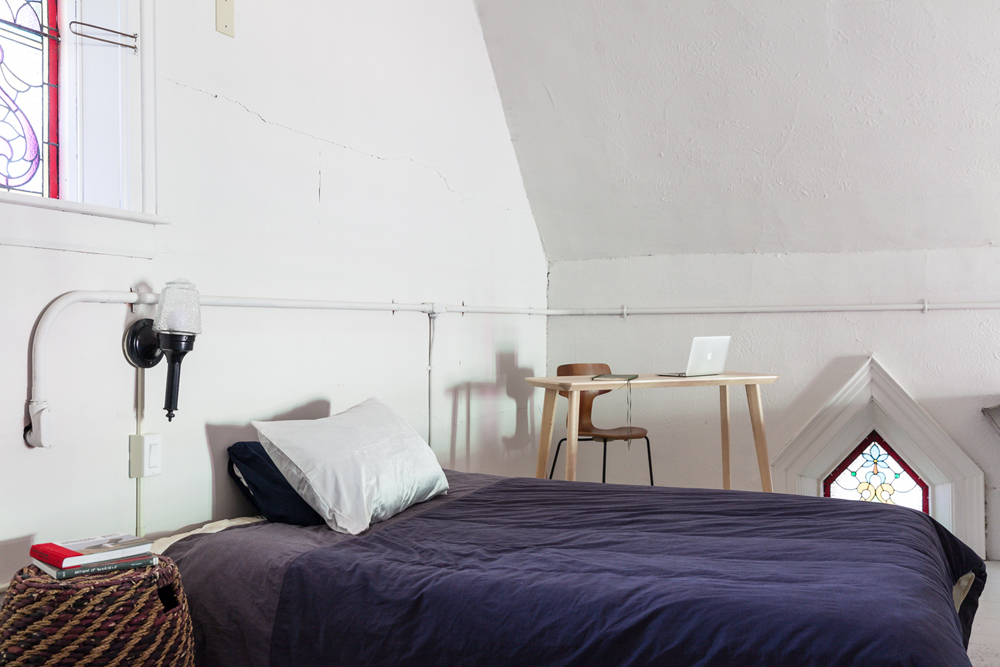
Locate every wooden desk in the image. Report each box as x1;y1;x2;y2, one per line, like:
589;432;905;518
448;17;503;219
527;372;779;491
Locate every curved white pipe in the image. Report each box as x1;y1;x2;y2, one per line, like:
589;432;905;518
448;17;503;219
26;291;151;447
25;290;1000;448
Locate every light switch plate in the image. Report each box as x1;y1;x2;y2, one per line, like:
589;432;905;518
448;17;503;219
129;433;163;478
216;0;234;38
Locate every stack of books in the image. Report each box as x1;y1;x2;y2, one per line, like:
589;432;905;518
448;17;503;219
29;532;157;580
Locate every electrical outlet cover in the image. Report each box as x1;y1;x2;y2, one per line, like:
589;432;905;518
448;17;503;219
216;0;234;37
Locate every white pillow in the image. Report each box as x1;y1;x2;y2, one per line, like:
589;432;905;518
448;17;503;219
251;397;449;534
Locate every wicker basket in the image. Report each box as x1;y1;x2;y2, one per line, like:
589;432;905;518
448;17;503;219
0;555;194;667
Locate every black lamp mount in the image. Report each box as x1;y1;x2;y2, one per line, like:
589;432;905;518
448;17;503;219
123;318;197;421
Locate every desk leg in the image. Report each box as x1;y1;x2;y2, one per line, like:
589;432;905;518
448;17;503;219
745;384;773;493
565;391;581;482
535;389;558;479
720;386;731;491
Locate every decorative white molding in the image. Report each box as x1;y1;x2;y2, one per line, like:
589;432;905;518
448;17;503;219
0;191;166;225
0;195;163;259
773;357;985;557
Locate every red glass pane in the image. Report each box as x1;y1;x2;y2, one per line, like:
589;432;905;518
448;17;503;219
46;0;58;198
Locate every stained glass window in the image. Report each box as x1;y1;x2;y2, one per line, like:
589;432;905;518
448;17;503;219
0;0;57;197
823;430;929;513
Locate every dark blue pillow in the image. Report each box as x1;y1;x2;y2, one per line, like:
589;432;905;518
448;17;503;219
227;441;325;526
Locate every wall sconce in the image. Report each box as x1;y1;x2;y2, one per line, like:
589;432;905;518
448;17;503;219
123;279;202;421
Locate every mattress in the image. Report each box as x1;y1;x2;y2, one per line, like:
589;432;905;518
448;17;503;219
165;470;986;667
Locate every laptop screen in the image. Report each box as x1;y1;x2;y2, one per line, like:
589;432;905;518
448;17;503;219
684;336;731;376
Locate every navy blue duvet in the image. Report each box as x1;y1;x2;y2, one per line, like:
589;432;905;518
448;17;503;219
168;471;985;667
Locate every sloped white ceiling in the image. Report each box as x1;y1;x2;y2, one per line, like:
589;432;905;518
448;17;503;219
475;1;1000;262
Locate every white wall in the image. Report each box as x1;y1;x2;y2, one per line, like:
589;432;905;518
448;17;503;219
0;0;547;586
548;247;1000;556
477;0;1000;261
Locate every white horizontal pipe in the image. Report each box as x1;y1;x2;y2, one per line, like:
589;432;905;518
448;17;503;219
440;304;558;315
545;301;1000;316
199;295;430;313
24;289;1000;448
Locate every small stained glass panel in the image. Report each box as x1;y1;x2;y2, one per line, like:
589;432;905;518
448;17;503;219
823;431;929;513
0;0;56;197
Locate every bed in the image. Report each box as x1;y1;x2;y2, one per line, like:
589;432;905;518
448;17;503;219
164;467;986;667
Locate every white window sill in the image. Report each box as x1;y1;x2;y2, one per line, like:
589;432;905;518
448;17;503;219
0;192;167;260
0;191;168;226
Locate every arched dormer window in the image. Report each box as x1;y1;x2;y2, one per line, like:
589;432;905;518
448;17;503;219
823;430;929;513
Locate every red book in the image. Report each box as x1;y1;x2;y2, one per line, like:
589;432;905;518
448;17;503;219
30;532;152;568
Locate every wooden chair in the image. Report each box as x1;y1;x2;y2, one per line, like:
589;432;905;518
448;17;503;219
548;363;654;485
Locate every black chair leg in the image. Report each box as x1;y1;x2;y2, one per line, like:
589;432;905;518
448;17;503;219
550;437;608;481
549;438;566;480
601;440;608;483
645;436;654;486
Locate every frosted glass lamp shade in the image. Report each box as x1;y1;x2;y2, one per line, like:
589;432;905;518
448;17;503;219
153;279;202;334
123;279;202;422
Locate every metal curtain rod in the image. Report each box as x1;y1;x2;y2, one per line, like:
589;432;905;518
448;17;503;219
69;20;136;50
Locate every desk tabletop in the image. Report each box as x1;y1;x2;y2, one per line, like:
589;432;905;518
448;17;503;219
526;372;779;392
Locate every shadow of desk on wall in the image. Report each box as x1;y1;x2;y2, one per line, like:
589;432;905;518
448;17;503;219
527;372;779;491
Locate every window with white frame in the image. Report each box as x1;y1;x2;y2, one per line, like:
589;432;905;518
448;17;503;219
60;0;149;212
0;0;152;212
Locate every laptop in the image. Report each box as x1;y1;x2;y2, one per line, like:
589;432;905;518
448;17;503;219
659;336;731;377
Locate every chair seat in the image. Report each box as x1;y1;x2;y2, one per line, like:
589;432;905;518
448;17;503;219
580;426;648;441
552;363;654;485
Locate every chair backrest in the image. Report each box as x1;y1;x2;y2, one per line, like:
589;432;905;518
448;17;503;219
556;363;611;433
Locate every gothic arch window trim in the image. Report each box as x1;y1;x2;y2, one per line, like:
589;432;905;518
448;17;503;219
771;356;985;557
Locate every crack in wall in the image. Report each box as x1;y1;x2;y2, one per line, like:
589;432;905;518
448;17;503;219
167;79;520;214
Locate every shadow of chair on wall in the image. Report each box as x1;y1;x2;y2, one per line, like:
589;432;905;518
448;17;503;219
445;351;536;470
204;400;331;522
